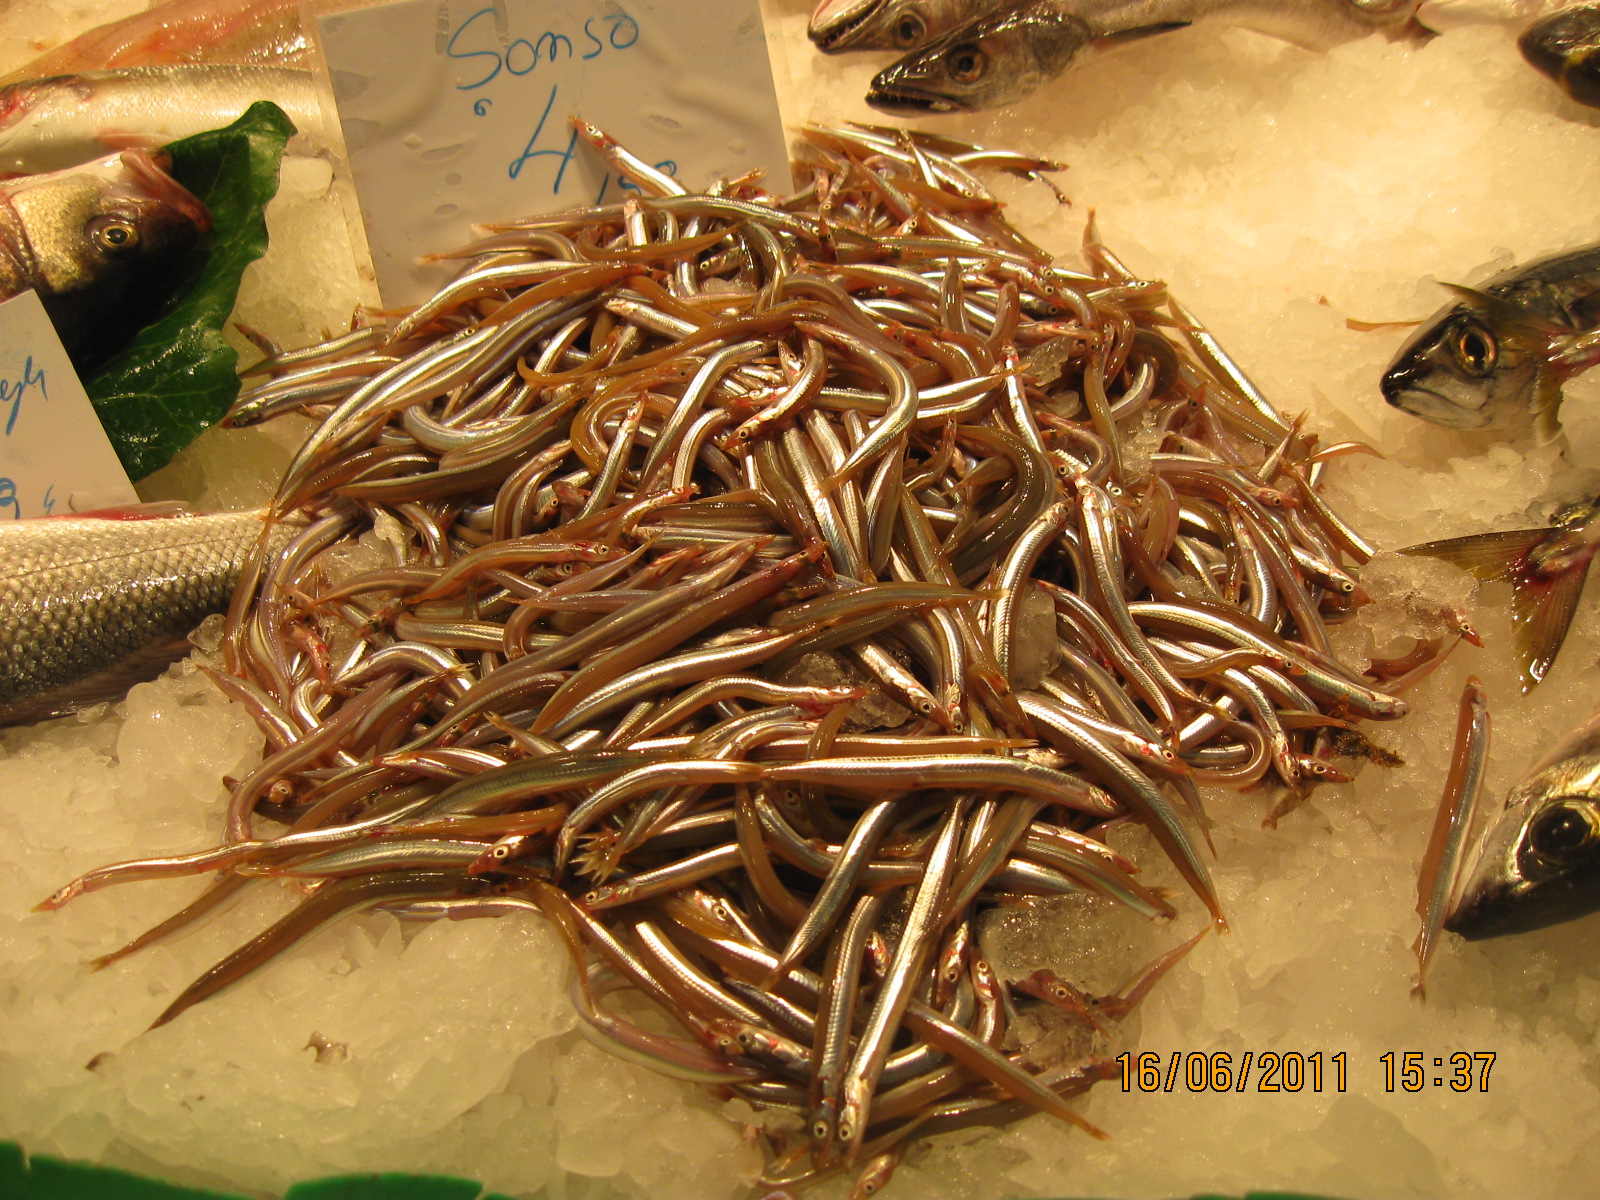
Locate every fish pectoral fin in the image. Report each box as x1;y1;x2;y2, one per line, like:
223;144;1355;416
1398;527;1554;583
1511;555;1593;692
1531;376;1566;445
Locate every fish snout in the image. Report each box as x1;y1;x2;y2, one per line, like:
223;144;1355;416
1442;879;1516;940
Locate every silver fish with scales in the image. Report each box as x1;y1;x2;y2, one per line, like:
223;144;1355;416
0;510;284;726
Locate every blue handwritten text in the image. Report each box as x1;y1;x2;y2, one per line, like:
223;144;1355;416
447;5;639;90
0;354;46;437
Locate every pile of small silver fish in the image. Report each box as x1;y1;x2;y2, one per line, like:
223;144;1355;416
808;0;1428;113
34;122;1416;1194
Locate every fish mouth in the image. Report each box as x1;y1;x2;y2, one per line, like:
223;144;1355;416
119;148;212;234
1443;881;1520;940
865;82;968;114
810;0;884;51
1382;383;1491;430
1445;870;1600;940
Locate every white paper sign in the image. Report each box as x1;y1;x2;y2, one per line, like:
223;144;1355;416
0;290;139;519
317;0;792;306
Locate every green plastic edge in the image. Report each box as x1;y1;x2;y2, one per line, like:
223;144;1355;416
0;1142;513;1200
0;1143;1358;1200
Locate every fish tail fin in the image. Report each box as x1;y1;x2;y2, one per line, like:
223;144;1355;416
1510;554;1592;693
1401;526;1594;691
1398;527;1554;583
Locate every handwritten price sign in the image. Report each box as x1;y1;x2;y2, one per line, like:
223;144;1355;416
318;0;790;306
0;291;137;519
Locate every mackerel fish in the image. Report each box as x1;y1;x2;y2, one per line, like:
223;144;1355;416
1448;695;1600;938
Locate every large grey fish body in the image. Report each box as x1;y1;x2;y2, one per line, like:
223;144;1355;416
1520;4;1600;109
0;149;211;369
0;66;322;175
1446;697;1600;939
864;0;1423;112
0;510;281;726
1380;244;1600;441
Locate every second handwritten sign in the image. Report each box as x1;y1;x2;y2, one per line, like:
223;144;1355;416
318;0;791;306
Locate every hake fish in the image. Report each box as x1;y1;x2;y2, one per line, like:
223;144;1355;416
0;509;286;727
1447;695;1600;939
810;0;995;53
1520;4;1600;109
1380;244;1600;442
860;0;1426;113
866;1;1094;113
0;149;211;369
816;0;1419;56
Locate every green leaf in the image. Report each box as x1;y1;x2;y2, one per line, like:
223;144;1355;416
85;100;295;481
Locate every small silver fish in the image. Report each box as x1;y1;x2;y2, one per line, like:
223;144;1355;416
1380;245;1600;442
865;0;1425;113
0;148;210;369
1446;696;1600;939
1520;4;1600;109
0;509;283;726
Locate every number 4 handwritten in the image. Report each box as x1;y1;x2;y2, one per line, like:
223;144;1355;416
507;83;578;192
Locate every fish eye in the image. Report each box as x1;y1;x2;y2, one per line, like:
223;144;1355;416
893;13;925;46
1527;799;1599;861
946;43;986;84
1453;324;1497;377
89;217;140;253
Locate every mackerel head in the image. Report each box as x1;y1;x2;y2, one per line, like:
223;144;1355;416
1447;700;1600;939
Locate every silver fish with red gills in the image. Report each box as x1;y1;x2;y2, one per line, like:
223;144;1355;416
1447;696;1600;939
0;148;211;369
0;509;288;727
